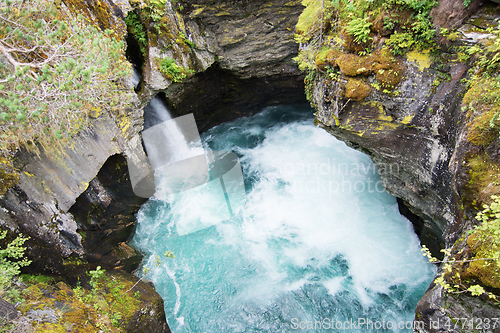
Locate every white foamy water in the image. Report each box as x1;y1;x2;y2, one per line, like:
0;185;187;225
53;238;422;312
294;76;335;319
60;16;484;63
131;105;436;333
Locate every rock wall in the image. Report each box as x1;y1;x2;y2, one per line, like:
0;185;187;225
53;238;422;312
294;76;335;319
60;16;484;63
137;0;306;128
313;54;462;255
309;1;500;331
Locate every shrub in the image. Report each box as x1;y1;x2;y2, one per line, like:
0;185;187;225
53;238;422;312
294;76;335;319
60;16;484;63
0;229;31;294
158;58;193;83
125;11;147;54
0;0;133;153
346;17;372;44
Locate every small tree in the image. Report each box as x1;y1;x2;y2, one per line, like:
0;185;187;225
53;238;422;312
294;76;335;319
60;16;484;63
0;0;133;152
0;229;31;294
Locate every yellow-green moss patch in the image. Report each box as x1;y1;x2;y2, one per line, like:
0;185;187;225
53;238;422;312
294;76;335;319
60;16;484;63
14;270;151;332
344;78;371;101
464;195;500;290
337;53;374;76
466;154;500;206
373;48;404;89
295;0;322;38
406;49;432;71
314;47;342;70
466;230;500;289
401;114;414;125
467;109;498;146
463;76;500;146
0;157;19;195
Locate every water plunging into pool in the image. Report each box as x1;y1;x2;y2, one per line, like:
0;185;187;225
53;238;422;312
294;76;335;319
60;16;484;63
131;104;436;332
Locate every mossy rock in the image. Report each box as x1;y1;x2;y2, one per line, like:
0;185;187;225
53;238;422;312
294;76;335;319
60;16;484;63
373;48;403;89
463;76;500;146
465;231;500;289
337;53;375;76
371;11;393;36
341;30;368;53
295;0;322;38
63;0;126;37
465;154;500;206
467;109;498;146
13;270;168;332
0;157;19;195
315;48;342;70
344;78;371;101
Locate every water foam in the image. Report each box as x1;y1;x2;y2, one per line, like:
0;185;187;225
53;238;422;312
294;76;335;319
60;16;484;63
131;105;436;332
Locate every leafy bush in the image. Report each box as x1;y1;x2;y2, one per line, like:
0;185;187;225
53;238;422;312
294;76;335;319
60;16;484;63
147;0;167;22
420;195;500;305
158;58;193;83
0;229;31;293
0;0;133;152
463;0;474;7
468;195;500;289
346;17;372;43
125;11;147;54
386;32;415;55
387;0;438;15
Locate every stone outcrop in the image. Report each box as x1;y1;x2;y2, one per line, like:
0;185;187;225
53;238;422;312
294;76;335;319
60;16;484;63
14;270;170;332
309;1;500;331
137;0;306;128
314;50;463;256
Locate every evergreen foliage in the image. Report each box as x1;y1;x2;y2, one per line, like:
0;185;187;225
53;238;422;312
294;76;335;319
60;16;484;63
0;0;133;153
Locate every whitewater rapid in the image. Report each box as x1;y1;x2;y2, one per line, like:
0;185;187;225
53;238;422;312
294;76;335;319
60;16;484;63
131;105;436;332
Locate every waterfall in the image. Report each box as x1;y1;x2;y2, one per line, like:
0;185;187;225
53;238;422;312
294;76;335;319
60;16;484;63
131;66;141;89
143;95;174;130
136;94;246;233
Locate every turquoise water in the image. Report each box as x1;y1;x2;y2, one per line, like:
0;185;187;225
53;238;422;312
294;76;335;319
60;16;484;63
131;105;436;333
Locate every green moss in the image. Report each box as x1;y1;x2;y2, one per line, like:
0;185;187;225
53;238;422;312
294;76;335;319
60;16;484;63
64;0;127;37
344;78;371;101
315;47;342;70
14;270;148;332
337;53;374;76
295;0;323;40
293;0;438;93
467;110;498;146
466;154;500;206
466;230;500;289
158;58;193;83
20;274;55;285
0;157;19;195
464;195;500;290
373;48;403;89
464;76;500;146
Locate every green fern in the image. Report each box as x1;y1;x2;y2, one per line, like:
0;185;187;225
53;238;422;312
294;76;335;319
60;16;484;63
346;17;372;43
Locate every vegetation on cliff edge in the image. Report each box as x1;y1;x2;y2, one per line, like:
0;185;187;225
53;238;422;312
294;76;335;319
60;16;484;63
0;0;133;154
